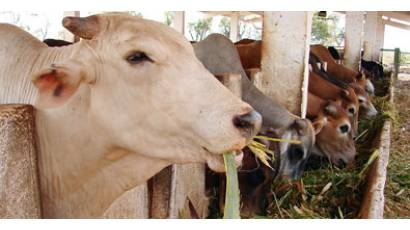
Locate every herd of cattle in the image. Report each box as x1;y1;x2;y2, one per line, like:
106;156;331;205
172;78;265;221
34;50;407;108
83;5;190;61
0;13;385;218
233;39;383;216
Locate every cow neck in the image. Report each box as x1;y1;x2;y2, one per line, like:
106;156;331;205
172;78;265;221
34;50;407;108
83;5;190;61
34;64;169;218
307;94;327;118
34;43;78;69
241;76;295;132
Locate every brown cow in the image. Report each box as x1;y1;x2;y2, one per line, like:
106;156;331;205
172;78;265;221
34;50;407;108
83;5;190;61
350;82;378;118
309;52;377;119
308;69;359;137
310;44;374;95
235;39;262;70
307;93;357;167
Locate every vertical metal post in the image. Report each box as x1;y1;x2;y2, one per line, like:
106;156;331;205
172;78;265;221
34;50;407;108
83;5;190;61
394;48;401;79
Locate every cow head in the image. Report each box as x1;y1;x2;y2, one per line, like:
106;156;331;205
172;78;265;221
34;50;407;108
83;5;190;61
338;87;359;137
31;13;261;173
350;83;378;118
268;118;316;180
311;102;357;167
356;72;375;95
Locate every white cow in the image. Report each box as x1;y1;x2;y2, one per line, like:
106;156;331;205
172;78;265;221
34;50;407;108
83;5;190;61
0;13;261;218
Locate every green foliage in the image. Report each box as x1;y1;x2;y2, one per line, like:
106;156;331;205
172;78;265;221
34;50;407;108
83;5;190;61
128;11;143;17
0;11;50;40
311;12;344;46
218;17;230;37
217;17;261;40
164;11;174;26
223;152;241;219
400;53;410;65
239;22;261;40
266;71;393;219
188;17;213;41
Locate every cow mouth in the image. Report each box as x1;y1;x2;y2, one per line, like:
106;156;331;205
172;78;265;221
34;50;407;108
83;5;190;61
312;144;356;167
203;147;244;172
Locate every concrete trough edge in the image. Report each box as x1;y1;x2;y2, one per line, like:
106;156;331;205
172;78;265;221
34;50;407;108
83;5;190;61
359;83;394;219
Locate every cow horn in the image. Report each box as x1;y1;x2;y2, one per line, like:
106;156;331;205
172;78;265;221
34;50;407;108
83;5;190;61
62;15;101;39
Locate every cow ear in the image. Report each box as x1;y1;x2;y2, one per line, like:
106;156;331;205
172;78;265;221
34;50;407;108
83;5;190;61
293;118;308;136
322;62;328;71
324;103;338;116
32;61;88;109
340;89;351;100
356;72;364;80
334;99;343;106
312;117;327;135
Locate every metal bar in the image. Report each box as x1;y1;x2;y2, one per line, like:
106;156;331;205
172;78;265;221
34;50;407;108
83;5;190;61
394;48;401;79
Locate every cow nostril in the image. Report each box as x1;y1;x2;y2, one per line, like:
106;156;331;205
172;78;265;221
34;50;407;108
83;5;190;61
289;146;304;163
233;110;262;135
337;159;347;168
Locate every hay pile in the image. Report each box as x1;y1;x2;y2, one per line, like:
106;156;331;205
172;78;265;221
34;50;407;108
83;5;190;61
266;71;395;219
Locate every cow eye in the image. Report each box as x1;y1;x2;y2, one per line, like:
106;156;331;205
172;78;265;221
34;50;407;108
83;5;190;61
126;51;152;64
348;107;355;115
358;98;365;104
339;124;350;134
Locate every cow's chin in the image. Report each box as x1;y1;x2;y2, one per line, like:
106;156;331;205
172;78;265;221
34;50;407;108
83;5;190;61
205;150;244;173
312;144;355;167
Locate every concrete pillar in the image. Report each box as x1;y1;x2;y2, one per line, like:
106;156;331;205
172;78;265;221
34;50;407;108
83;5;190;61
344;11;365;70
363;12;385;61
260;11;313;116
230;12;240;42
0;105;41;218
376;18;385;61
62;11;80;42
174;11;185;34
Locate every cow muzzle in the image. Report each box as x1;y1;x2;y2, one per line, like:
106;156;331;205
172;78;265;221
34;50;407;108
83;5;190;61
233;110;262;141
365;103;378;118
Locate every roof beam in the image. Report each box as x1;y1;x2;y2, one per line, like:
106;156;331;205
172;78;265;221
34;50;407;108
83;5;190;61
380;11;410;23
383;18;410;30
201;11;261;18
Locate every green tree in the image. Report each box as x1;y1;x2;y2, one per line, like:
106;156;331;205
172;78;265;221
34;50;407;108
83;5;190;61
164;11;174;26
218;17;230;37
218;17;261;40
128;11;143;18
311;12;344;46
188;17;213;41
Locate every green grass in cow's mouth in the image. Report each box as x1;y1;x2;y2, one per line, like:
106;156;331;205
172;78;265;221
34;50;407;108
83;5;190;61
221;137;301;219
222;152;241;219
264;70;396;219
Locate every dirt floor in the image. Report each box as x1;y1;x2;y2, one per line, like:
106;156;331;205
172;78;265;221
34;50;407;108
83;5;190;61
384;74;410;218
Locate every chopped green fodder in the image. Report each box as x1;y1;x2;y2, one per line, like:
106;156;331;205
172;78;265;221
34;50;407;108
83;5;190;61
264;71;395;219
217;138;295;218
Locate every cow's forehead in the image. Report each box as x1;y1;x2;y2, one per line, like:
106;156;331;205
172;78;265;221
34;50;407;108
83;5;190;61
102;15;190;50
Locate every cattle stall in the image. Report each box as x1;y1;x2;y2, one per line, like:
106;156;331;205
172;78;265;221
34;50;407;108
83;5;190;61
0;11;406;219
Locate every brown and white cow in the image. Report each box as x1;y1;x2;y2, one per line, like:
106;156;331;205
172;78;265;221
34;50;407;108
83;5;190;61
0;13;262;218
307;93;356;167
350;82;378;118
310;44;375;95
308;69;360;137
309;51;377;119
